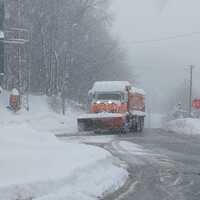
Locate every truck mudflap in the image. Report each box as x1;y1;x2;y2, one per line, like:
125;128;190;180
77;113;126;132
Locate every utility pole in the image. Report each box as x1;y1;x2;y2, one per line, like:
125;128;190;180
0;0;4;85
189;65;195;117
17;0;22;92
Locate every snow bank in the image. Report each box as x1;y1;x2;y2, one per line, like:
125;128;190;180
0;123;128;200
165;118;200;135
0;123;106;187
0;90;81;135
0;91;128;200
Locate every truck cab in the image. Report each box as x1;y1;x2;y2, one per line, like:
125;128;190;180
90;91;128;114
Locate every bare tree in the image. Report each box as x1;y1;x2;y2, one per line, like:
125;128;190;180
3;0;133;107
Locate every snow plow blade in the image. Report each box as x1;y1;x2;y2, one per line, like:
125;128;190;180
77;113;126;132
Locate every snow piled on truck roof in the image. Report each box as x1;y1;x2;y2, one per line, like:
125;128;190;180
131;87;146;95
91;81;131;93
90;81;145;95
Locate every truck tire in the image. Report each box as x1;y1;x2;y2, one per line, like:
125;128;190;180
129;118;136;133
129;116;144;133
137;119;141;132
138;117;144;133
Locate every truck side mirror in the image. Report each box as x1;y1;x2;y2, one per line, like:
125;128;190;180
126;93;129;102
122;93;128;103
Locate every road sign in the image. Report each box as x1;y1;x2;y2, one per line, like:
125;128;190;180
192;99;200;110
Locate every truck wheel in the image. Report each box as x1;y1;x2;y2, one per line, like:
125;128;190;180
137;121;141;132
138;117;144;133
129;117;136;133
130;127;135;133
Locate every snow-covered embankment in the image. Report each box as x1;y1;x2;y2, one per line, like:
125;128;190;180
0;93;128;200
165;118;200;136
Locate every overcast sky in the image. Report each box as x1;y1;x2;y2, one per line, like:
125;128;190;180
111;0;200;112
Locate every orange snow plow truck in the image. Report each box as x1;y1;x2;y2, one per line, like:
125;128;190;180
77;81;146;133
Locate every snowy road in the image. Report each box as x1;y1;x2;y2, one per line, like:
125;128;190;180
61;129;200;200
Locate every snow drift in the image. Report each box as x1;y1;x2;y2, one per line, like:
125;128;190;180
165;118;200;136
0;91;81;135
0;92;128;200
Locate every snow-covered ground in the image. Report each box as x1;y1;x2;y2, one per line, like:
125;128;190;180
0;91;81;135
0;90;128;200
165;118;200;136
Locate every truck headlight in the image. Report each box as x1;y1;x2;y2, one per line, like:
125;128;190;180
108;100;113;104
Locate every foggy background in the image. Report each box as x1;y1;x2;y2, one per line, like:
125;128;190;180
2;0;200;115
2;0;134;106
111;0;200;113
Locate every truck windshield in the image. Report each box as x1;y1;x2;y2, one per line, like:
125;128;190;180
96;93;122;101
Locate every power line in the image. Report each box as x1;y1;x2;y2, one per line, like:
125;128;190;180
130;31;200;45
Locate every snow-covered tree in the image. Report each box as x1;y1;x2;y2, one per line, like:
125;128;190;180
3;0;133;104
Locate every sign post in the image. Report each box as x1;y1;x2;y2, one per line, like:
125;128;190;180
0;0;4;84
0;31;4;76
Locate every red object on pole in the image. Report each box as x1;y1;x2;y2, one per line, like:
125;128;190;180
192;99;200;110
